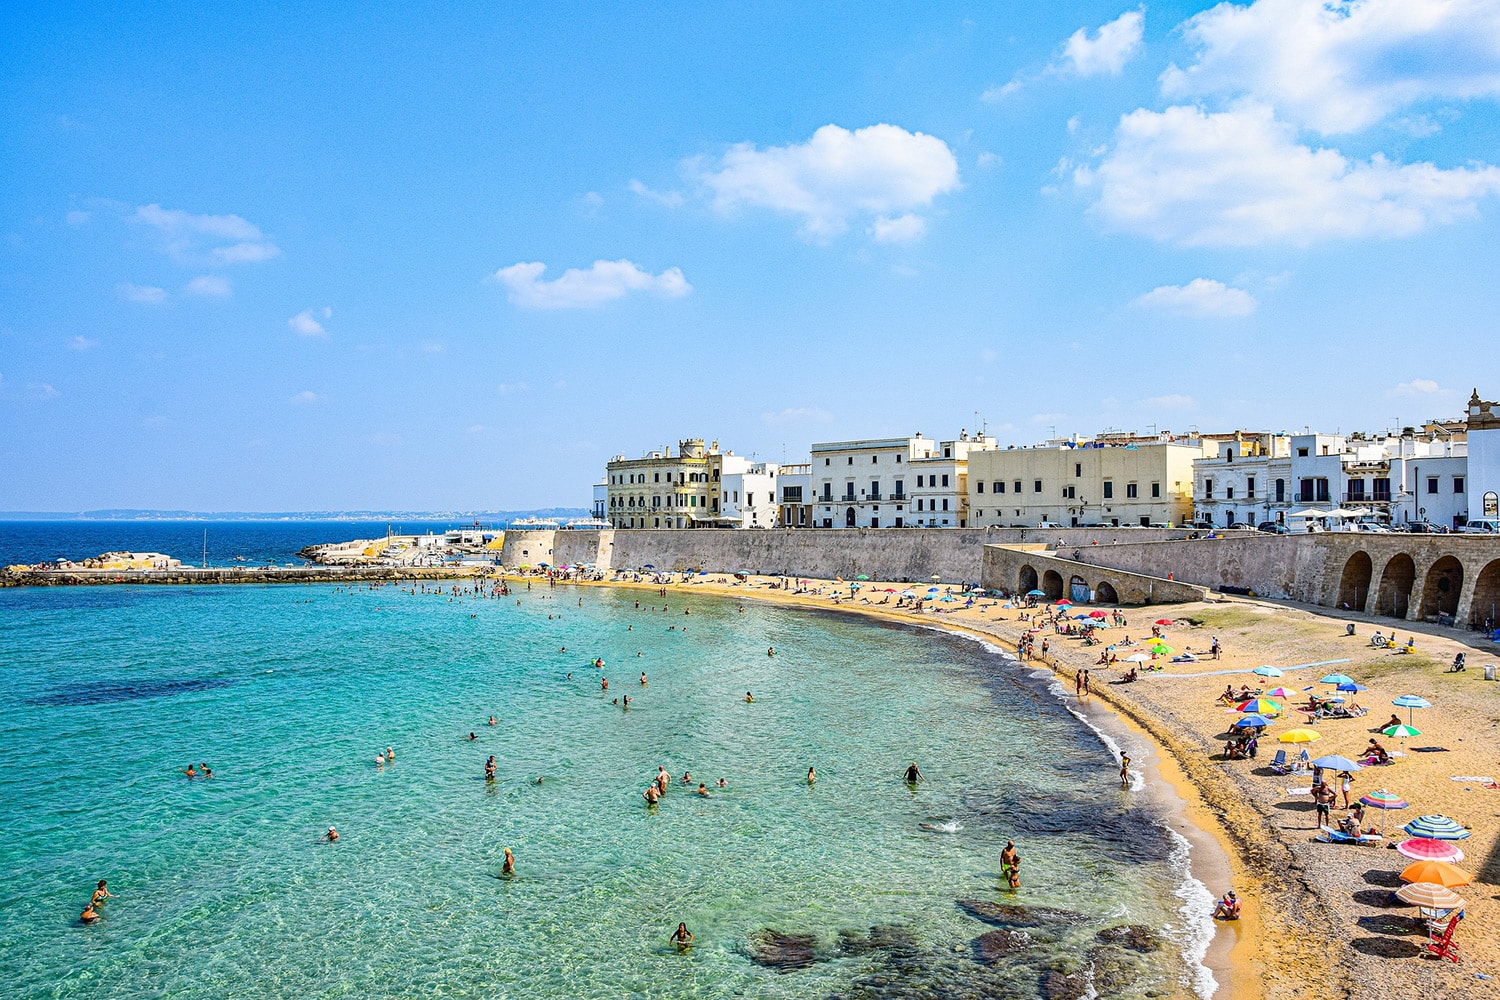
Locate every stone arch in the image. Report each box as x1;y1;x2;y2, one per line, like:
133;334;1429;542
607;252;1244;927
1418;555;1464;620
1018;564;1039;595
845;507;856;528
1471;559;1500;630
1041;569;1064;601
1094;580;1119;604
1374;554;1415;618
1336;551;1373;611
1069;575;1091;604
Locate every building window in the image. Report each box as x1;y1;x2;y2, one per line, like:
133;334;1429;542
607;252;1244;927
1297;447;1309;458
1347;480;1364;501
1455;476;1465;493
825;458;830;466
1427;476;1439;495
941;474;949;487
847;457;854;465
916;475;924;487
1247;477;1256;499
1316;479;1330;502
1103;481;1113;499
995;481;1004;494
1275;479;1285;502
1226;486;1234;500
1075;463;1082;478
977;481;985;493
1204;478;1213;499
942;499;949;511
1033;480;1042;493
894;480;904;498
1151;482;1161;499
1373;478;1390;502
1014;481;1022;494
917;499;924;511
1126;483;1138;499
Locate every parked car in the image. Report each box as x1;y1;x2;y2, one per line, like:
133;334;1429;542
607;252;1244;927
1404;521;1446;533
1462;518;1500;534
1256;522;1289;534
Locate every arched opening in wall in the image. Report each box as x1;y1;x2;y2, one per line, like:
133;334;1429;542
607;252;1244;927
1374;554;1415;618
1471;559;1500;630
1094;580;1119;604
1069;575;1091;604
1018;565;1039;595
1337;551;1373;611
845;507;857;528
1419;555;1464;620
1041;569;1064;601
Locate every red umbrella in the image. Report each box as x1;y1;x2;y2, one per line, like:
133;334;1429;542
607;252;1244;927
1088;610;1107;618
1154;618;1173;625
1396;838;1465;862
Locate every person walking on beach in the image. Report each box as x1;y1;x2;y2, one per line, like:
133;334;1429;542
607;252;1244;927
1083;670;1091;695
1313;784;1334;829
1210;636;1221;660
1119;754;1131;789
1075;670;1082;696
1339;771;1354;809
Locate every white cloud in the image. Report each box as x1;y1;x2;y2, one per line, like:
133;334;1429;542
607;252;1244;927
65;210;90;226
976;151;1002;169
628;179;685;207
981;79;1024;103
290;390;320;405
1161;0;1500;135
1059;9;1145;77
867;213;927;243
28;382;60;400
467;424;486;434
1392;378;1443;397
1133;278;1258;317
183;275;232;297
133;203;280;265
288;307;332;336
1144;393;1197;409
694;123;960;239
1079;103;1500;245
492;259;691;309
420;341;446;354
497;382;529;394
117;282;167;304
67;335;98;351
761;406;832;425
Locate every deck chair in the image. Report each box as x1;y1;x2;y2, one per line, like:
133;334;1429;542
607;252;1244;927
1290;749;1311;773
1425;914;1462;963
1269;749;1290;774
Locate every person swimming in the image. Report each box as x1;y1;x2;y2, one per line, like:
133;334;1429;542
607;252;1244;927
465;733;477;741
181;764;198;778
681;771;692;785
501;848;514;875
488;716;497;726
745;691;754;703
640;672;647;686
807;766;816;784
80;902;100;924
717;777;727;788
91;880;115;907
325;827;339;842
697;782;710;797
671;922;693;951
200;762;212;778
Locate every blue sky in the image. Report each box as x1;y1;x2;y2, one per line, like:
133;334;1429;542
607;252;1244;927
3;1;1499;511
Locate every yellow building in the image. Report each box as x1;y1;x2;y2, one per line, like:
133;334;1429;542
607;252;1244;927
605;439;723;529
966;436;1210;528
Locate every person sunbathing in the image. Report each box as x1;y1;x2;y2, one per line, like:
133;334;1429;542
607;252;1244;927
1213;892;1240;920
1218;685;1236;705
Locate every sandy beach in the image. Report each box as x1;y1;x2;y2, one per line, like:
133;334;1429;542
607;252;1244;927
552;570;1499;1000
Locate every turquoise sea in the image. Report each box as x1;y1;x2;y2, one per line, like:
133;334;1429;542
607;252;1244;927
0;580;1213;999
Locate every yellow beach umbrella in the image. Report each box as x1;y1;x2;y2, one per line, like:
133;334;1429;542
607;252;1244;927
1399;860;1472;888
1278;728;1322;744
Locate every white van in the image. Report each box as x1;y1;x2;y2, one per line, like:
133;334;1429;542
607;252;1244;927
1461;518;1500;534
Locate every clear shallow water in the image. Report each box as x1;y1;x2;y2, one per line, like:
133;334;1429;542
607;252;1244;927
0;582;1207;999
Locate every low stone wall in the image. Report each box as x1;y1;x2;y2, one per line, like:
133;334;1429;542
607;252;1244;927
981;545;1210;605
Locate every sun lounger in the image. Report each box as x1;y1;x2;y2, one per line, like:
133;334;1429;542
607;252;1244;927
1425;914;1462;963
1315;826;1382;845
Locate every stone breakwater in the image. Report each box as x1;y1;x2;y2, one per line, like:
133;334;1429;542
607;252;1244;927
0;565;480;588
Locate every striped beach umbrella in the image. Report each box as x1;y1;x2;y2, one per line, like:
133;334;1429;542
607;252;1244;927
1399;860;1471;887
1382;723;1421;740
1396;838;1464;863
1392;694;1431;725
1319;673;1355;685
1403;815;1470;841
1394;882;1464;910
1277;728;1322;744
1359;789;1409;837
1237;698;1282;715
1265;687;1292;698
1252;665;1283;677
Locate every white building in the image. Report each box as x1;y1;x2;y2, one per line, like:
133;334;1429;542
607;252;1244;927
908;431;997;527
776;464;812;527
1468;389;1500;523
810;434;934;528
591;482;607;520
1192;433;1294;528
717;461;780;528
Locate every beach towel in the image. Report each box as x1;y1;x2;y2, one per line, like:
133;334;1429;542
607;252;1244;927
1411;747;1450;753
1284;787;1312;796
1452;776;1494;783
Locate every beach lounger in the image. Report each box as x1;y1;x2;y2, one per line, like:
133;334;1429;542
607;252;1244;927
1315;826;1382;845
1269;749;1289;774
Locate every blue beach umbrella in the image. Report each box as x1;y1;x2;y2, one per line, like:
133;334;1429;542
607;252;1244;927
1319;673;1355;686
1402;815;1470;841
1310;755;1363;772
1392;694;1432;725
1235;715;1272;728
1336;682;1368;692
1252;665;1283;677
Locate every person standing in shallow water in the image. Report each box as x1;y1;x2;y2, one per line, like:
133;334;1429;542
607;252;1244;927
1000;840;1020;889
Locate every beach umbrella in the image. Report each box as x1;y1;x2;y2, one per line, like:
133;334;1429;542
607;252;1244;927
1265;687;1292;698
1319;673;1355;686
1402;815;1470;841
1399;860;1471;888
855;574;870;580
1396;839;1465;863
1235;714;1272;729
927;587;940;593
1382;723;1421;740
1154;618;1174;625
1149;644;1175;656
1360;789;1409;837
1056;599;1073;606
1336;682;1368;693
1237;698;1283;715
931;574;942;582
1392;694;1431;725
1252;665;1283;678
940;596;957;602
901;590;917;598
1278;728;1322;744
1311;755;1363;772
1088;610;1107;618
1027;589;1045;597
1394;882;1465;910
1123;652;1151;663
